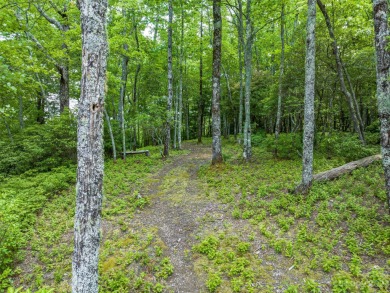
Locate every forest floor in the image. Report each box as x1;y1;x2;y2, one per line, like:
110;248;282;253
10;140;390;293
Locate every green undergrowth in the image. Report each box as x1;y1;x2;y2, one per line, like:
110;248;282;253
0;166;76;290
6;146;186;291
195;139;389;292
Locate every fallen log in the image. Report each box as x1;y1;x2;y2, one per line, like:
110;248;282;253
124;150;150;157
294;154;382;194
313;154;382;182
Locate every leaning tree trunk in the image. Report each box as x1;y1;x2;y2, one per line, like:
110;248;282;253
72;0;108;292
104;108;117;162
373;0;390;213
297;0;316;194
243;0;253;160
211;0;223;165
164;0;173;157
316;0;365;145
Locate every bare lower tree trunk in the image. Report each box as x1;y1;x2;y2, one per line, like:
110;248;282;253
373;0;390;213
237;0;244;144
58;65;70;113
119;53;128;160
197;9;204;144
317;0;365;145
243;0;253;160
298;0;316;194
211;0;223;165
178;4;184;149
275;3;285;141
104;108;117;162
164;0;173;157
72;0;108;292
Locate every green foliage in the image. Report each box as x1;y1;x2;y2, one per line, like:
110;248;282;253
0;166;75;289
317;132;378;161
206;272;222;292
0;112;76;175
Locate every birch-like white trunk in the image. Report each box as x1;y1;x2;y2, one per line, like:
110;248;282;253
300;0;316;193
72;0;108;292
164;0;173;157
243;0;253;160
211;0;223;165
373;0;390;212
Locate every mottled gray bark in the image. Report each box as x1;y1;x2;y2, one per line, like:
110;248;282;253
373;0;390;212
275;3;285;140
104;108;117;162
298;0;316;194
316;0;365;145
72;0;108;292
243;0;253;160
164;0;173;157
197;9;204;144
178;4;184;150
237;0;244;144
211;0;223;165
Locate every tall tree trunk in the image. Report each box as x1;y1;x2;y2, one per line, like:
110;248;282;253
275;3;285;141
164;0;173;157
298;0;316;194
178;4;184;149
243;0;253;160
373;0;390;213
104;108;117;162
119;51;129;160
132;17;141;151
37;90;45;124
316;0;365;145
72;0;108;291
197;9;204;144
58;64;69;113
237;0;244;144
211;0;223;165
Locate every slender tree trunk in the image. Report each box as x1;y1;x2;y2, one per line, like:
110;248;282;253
164;0;173;157
18;96;24;129
72;0;108;291
132;17;141;151
243;0;253;160
178;4;184;149
197;9;204;144
275;3;285;141
174;86;178;149
211;0;223;165
373;0;390;213
298;0;316;194
316;0;365;145
58;65;70;113
237;0;244;144
104;108;117;162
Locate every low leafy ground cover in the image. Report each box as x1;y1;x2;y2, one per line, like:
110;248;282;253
2;134;389;292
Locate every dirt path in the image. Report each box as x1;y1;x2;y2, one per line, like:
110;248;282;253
131;143;225;293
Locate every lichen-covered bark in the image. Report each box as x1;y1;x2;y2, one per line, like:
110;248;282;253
211;0;223;165
243;0;253;160
72;0;108;292
373;0;390;212
275;3;285;140
164;0;173;157
300;0;316;192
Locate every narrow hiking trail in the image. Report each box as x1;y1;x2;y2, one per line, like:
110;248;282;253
131;143;226;292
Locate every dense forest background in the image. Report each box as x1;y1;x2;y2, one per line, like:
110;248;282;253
0;0;389;292
0;0;380;161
